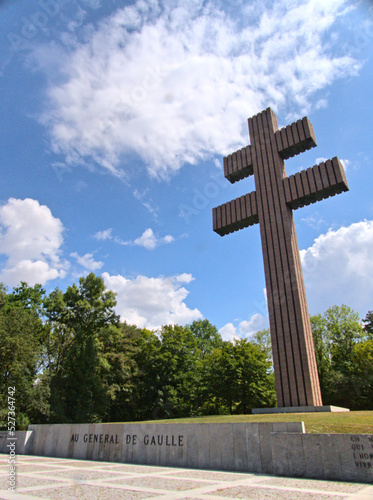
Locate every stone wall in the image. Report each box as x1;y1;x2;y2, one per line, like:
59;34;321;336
0;430;34;455
2;423;372;483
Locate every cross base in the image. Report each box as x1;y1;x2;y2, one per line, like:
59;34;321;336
252;405;350;414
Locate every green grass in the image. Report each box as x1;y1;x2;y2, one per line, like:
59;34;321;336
130;411;373;435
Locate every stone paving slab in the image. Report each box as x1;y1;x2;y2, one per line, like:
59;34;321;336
108;475;218;490
18;485;157;500
258;477;366;493
37;469;129;481
0;453;373;500
167;471;250;482
8;466;66;474
213;486;347;499
101;465;174;474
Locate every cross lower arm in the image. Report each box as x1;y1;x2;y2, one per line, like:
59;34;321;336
213;157;348;236
284;157;349;210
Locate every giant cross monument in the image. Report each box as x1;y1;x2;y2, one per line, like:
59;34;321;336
213;108;349;409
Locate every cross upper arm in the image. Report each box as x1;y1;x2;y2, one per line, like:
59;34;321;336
275;117;317;160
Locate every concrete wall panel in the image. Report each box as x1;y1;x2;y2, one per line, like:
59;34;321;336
4;422;371;484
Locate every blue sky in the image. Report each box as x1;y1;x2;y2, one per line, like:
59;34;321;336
0;0;372;339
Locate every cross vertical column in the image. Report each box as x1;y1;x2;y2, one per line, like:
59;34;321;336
213;107;349;409
249;108;321;407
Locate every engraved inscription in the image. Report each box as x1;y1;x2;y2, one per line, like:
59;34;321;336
69;433;184;448
351;436;373;469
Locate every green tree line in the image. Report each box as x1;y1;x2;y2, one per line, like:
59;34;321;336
0;273;372;429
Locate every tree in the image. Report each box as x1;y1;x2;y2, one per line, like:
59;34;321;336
132;322;223;420
251;328;272;363
99;322;142;422
43;273;119;423
324;305;364;372
310;314;332;397
7;282;46;315
363;311;373;337
350;340;373;410
147;324;202;419
131;328;163;420
189;319;223;357
0;283;49;429
311;305;367;409
203;339;276;414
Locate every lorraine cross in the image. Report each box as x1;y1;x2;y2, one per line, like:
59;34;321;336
212;107;349;408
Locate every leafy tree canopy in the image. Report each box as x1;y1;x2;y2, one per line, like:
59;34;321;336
363;310;373;337
311;305;371;410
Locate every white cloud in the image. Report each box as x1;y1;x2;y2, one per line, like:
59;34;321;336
133;228;174;250
70;252;103;271
133;189;159;219
0;260;64;287
301;220;373;315
219;313;269;342
132;228;175;250
340;158;350;171
301;213;327;229
133;229;157;249
94;228;113;241
37;0;360;179
103;272;203;330
163;235;175;244
219;323;240;342
93;227;174;249
238;314;269;338
81;0;101;9
0;198;68;286
176;273;195;284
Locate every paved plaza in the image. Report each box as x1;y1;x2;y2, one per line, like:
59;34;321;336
1;453;372;500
